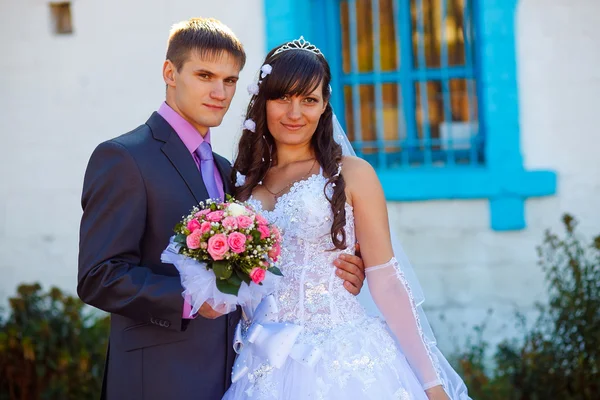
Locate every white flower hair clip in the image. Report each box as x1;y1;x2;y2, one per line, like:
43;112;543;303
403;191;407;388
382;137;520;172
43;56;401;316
260;64;272;79
333;164;342;178
247;82;259;96
243;118;256;132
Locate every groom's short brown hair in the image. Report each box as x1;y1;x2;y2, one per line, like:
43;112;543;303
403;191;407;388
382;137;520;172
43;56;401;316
166;17;246;71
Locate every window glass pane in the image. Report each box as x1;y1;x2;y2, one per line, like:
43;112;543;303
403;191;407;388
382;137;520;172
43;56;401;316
356;0;374;72
411;0;467;68
414;81;441;146
380;0;398;71
341;1;351;73
360;84;377;153
447;0;467;67
382;83;400;147
343;85;355;141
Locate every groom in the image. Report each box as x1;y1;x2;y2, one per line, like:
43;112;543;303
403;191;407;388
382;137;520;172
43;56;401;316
78;17;366;400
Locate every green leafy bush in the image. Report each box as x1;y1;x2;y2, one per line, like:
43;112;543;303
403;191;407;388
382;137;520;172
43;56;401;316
456;214;600;399
0;284;109;400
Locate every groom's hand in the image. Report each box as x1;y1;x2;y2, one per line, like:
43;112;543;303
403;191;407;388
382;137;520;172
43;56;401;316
334;243;365;296
196;302;224;319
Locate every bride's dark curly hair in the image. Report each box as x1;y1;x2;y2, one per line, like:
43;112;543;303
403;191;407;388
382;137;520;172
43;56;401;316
232;45;348;250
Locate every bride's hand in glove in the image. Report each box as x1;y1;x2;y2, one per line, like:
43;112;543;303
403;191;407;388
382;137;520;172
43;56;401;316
425;386;450;400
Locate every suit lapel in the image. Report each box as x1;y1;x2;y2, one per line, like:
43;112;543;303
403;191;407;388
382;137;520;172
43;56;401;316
147;112;209;204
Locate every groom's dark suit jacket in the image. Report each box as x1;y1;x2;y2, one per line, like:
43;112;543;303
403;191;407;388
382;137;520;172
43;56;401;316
78;112;240;400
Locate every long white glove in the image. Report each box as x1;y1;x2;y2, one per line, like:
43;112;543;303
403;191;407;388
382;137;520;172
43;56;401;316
366;256;443;391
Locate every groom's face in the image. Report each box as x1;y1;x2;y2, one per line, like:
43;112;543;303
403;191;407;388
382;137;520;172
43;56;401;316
164;51;241;135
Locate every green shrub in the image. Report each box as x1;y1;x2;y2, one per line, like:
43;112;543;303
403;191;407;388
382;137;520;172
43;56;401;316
0;284;109;400
456;214;600;399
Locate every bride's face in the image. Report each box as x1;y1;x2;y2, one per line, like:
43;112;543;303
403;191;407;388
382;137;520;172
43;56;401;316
266;82;327;147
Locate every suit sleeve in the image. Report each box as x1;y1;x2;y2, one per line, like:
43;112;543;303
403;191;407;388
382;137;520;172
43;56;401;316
78;140;185;331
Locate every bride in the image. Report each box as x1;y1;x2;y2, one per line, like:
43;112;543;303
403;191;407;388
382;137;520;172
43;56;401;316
224;37;470;400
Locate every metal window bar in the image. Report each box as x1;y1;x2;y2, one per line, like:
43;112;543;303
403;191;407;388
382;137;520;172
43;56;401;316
392;0;408;166
440;0;455;165
414;0;433;165
348;0;364;157
339;66;471;84
372;0;387;168
462;0;479;165
398;0;418;165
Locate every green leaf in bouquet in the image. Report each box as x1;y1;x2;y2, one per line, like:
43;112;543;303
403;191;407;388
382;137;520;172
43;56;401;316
251;230;261;242
235;268;252;285
227;273;242;286
212;261;233;280
268;266;283;276
174;233;187;245
174;222;184;233
216;279;241;296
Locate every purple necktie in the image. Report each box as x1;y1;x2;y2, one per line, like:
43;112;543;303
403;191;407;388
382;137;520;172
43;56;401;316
195;142;221;201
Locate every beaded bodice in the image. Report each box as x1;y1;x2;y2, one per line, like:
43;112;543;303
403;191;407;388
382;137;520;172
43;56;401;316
247;172;367;334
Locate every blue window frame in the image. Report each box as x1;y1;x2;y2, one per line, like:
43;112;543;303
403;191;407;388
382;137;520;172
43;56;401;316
264;0;556;230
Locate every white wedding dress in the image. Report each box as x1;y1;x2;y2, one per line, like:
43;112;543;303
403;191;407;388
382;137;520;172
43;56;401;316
223;170;470;400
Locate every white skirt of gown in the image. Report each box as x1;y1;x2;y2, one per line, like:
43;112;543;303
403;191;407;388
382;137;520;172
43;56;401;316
223;315;429;400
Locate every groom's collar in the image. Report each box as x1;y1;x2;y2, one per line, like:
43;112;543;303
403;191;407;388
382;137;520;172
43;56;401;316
147;105;213;151
157;102;211;154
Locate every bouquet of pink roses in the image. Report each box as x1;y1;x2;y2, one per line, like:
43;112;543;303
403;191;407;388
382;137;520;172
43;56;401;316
161;196;283;315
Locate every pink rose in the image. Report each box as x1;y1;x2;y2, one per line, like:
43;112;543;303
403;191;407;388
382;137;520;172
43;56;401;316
247;235;253;241
271;226;282;241
227;232;247;254
186;230;203;249
268;243;281;261
255;214;268;226
207;233;229;260
258;225;270;240
195;209;211;218
187;219;201;232
206;211;225;222
249;267;266;284
237;215;254;229
200;221;212;234
222;216;238;230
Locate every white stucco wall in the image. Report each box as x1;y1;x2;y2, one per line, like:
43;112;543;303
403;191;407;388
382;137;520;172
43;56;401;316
0;0;599;357
0;0;264;303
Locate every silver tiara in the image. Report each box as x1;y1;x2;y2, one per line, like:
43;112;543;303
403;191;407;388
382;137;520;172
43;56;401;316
273;36;322;56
